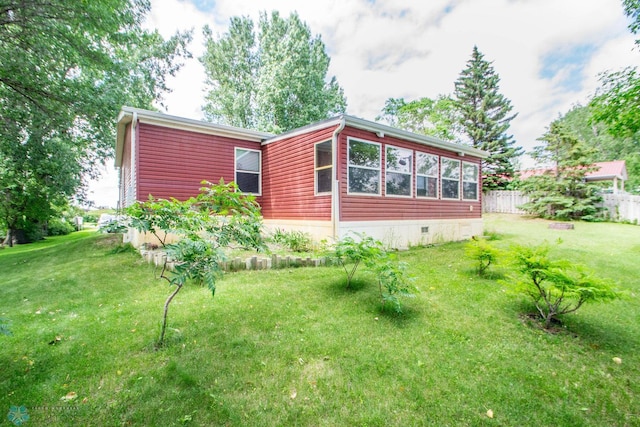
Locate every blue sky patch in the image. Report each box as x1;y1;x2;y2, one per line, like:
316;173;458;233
192;0;215;12
539;43;597;92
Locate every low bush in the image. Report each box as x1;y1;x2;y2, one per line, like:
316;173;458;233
47;218;76;236
507;243;621;328
270;229;313;252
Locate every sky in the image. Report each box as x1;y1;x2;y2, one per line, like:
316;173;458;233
87;0;640;208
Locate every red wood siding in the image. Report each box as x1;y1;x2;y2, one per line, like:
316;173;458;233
136;123;261;201
338;126;483;221
260;126;335;220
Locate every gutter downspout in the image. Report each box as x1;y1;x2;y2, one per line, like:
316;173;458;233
331;117;346;241
131;111;138;206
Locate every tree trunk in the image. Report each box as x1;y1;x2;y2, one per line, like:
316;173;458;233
158;284;183;347
3;229;13;247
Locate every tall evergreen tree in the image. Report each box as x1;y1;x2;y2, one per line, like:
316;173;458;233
453;46;522;190
201;11;346;133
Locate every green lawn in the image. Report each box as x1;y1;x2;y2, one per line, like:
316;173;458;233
1;215;639;426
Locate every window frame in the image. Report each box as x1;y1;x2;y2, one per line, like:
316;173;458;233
314;140;333;195
462;161;479;201
441;157;461;200
415;152;439;199
234;147;262;195
347;137;382;196
385;144;413;198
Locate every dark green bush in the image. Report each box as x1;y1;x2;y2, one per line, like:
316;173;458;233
47;218;75;236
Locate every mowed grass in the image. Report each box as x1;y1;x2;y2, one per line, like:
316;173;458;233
0;215;639;426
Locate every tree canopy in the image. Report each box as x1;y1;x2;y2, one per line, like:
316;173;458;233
0;0;190;244
376;95;458;142
453;46;522;190
201;11;346;133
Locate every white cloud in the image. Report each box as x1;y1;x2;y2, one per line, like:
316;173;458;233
89;0;639;206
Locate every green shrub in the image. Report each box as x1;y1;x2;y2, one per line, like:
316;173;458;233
465;237;500;276
270;229;313;252
47;218;75;236
507;244;620;328
331;232;415;313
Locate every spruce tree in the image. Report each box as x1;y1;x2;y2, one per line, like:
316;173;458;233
454;46;522;190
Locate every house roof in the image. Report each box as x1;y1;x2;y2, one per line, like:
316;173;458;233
519;160;628;181
115;107;274;167
263;114;489;158
115;107;488;167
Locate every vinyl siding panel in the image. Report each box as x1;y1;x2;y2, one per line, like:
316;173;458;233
338;126;482;222
119;124;134;206
261;127;335;220
136;123;260;201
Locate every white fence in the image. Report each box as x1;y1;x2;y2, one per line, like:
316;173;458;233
482;191;530;214
483;191;640;223
602;193;640;223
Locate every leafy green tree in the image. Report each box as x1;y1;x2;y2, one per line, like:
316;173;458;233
0;0;190;245
453;46;523;190
558;104;639;193
127;180;265;346
376;95;458;141
201;11;346;133
588;1;640;189
520;121;604;221
508;244;620;329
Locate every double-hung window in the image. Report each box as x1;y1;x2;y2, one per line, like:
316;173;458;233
462;162;479;200
347;139;381;195
235;148;261;195
315;141;332;194
416;152;439;198
385;145;412;197
441;157;460;199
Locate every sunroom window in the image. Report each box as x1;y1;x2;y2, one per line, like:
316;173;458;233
315;141;332;194
235;148;261;195
462;162;479;200
441;157;460;199
416;152;439;198
348;139;381;195
385;145;412;197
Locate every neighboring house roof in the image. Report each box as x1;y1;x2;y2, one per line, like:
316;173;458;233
115;107;489;167
518;160;628;181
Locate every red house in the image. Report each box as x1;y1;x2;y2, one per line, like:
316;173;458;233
116;107;488;248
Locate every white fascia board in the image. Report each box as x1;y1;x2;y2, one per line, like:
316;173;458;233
342;115;489;159
261;117;343;145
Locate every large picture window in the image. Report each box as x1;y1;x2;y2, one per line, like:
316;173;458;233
441;157;460;199
348;139;381;195
385;145;412;196
315;141;332;194
416;152;438;198
462;162;479;200
235;148;261;194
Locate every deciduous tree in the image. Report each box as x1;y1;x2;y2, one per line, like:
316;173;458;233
377;95;458;141
201;11;346;133
0;0;190;245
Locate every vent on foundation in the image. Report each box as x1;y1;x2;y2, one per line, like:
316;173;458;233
421;226;429;234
